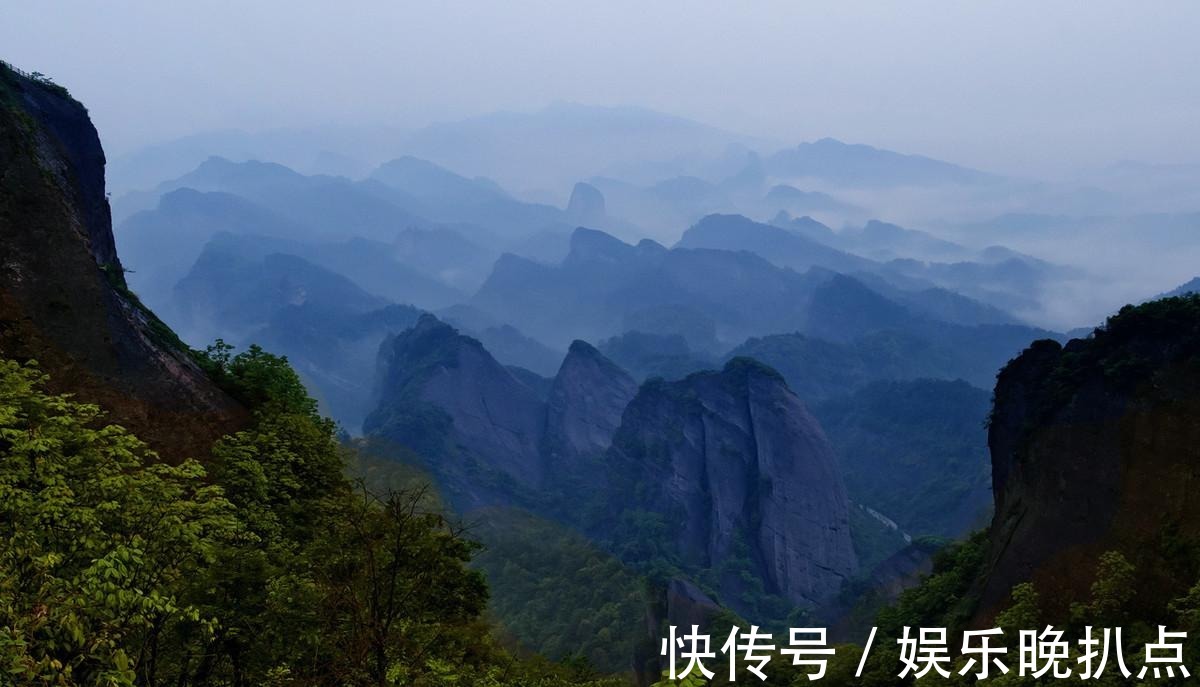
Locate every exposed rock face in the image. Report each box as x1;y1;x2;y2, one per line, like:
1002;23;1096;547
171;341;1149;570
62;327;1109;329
367;317;547;494
543;340;639;477
606;358;858;608
978;296;1200;622
366;317;857;613
365;314;546;499
566;182;606;227
0;63;244;460
366;316;643;507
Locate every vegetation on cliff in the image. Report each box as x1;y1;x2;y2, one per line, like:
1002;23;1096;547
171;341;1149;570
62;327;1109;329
815;295;1200;685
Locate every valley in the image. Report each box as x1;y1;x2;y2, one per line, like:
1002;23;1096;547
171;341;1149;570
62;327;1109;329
5;24;1200;684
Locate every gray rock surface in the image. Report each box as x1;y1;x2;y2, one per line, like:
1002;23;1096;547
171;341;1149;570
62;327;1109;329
543;339;639;474
607;358;858;607
367;314;546;494
368;317;858;613
0;63;245;462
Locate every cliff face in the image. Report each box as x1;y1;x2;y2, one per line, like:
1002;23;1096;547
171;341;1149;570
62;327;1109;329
0;63;243;460
542;339;639;485
365;314;547;501
367;317;858;612
978;296;1200;621
607;358;858;608
366;318;643;506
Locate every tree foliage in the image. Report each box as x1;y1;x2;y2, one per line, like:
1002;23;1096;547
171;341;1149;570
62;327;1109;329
0;359;234;685
0;350;628;686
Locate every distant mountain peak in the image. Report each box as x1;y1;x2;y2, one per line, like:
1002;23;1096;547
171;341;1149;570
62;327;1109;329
566;226;635;262
193;155;299;179
566;338;602;356
677;213;873;275
561;338;630;378
1157;276;1200;299
369;155;509;203
635;238;668;254
412;310;449;333
392;312;497;365
720;355;787;384
566;181;606;226
768;138;998;187
811;136;848;147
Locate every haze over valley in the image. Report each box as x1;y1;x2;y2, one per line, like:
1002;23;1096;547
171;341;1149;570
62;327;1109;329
5;4;1200;684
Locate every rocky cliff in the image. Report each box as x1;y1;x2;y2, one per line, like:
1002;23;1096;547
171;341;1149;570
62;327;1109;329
365;316;641;504
0;62;243;460
365;314;548;503
978;295;1200;621
367;316;859;615
542;339;639;487
605;358;858;609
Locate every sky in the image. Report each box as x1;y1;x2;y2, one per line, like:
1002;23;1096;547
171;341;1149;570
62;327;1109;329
4;1;1200;179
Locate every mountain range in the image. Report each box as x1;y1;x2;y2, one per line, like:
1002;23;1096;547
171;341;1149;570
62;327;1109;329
13;57;1200;684
362;314;862;619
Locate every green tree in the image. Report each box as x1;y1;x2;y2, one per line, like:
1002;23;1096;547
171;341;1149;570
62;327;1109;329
308;485;490;686
1070;551;1136;626
0;359;235;686
995;582;1041;632
1;349;637;687
155;343;348;684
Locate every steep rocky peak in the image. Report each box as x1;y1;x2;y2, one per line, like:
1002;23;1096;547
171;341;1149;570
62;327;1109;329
408;311;461;344
557;339;631;379
606;354;857;609
566;181;606;225
368;314;548;501
718;355;787;385
0;62;244;460
377;313;493;386
2;64;117;271
565;226;636;265
542;340;639;479
977;295;1200;622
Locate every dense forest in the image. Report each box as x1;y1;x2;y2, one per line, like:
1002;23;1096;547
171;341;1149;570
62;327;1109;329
0;347;623;686
9;327;1199;685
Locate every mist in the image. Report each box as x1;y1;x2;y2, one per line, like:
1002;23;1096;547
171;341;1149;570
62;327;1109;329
8;7;1200;669
4;1;1200;179
4;1;1200;335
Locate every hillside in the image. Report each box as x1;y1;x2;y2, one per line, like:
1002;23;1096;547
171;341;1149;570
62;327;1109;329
0;61;245;460
364;315;866;630
814;379;992;538
978;295;1200;621
0;59;625;687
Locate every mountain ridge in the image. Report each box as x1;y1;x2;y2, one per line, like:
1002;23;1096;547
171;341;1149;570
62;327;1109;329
0;61;245;461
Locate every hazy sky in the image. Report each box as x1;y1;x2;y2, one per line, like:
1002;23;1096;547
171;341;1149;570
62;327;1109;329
4;1;1199;178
